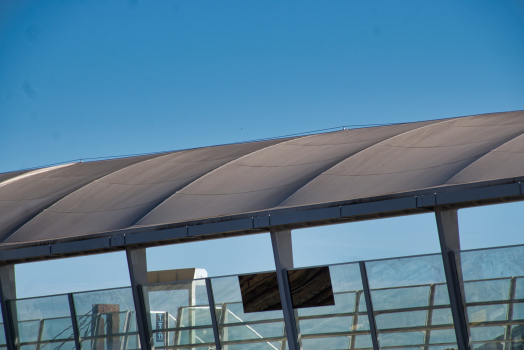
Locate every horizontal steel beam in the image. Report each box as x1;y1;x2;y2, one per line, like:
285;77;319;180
0;178;523;265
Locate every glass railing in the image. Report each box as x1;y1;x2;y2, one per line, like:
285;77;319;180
288;263;372;350
143;279;216;350
210;273;286;350
9;243;524;350
11;294;75;350
0;303;7;350
10;287;140;350
72;287;140;350
366;254;458;350
457;245;524;350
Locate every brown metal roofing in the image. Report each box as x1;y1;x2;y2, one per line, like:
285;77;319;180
1;111;523;245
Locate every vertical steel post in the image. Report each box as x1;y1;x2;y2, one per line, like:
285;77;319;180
359;262;380;350
126;248;151;350
503;277;517;350
205;279;222;350
68;294;82;350
423;284;436;350
270;229;300;350
435;208;470;350
0;265;17;350
350;290;362;349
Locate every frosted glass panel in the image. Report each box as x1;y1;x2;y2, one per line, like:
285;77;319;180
366;254;457;349
290;263;372;350
458;245;524;350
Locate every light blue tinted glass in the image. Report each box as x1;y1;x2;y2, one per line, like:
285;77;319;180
366;254;446;289
299;316;353;334
355;334;373;348
366;254;456;349
515;278;524;299
210;275;285;348
428;329;457;344
470;326;505;341
459;246;524;282
144;279;214;349
226;342;283;350
512;302;524;320
371;286;430;311
81;336;139;350
433;284;451;305
0;305;6;346
458;245;524;350
12;295;74;350
468;304;507;323
375;310;426;329
464;279;510;302
72;288;139;350
289;263;372;349
378;331;424;347
431;308;454;325
302;336;350;350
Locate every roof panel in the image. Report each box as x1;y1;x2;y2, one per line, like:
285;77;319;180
282;111;524;206
447;132;524;184
0;154;167;242
1;111;524;247
138;120;441;225
5;139;289;243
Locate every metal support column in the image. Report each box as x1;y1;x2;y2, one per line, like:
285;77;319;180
126;248;151;350
359;262;380;350
68;294;82;350
270;229;300;350
435;209;470;350
205;279;222;350
0;265;17;350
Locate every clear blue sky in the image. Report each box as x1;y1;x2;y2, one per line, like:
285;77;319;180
1;0;523;298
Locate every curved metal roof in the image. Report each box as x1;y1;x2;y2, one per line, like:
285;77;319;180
1;111;524;246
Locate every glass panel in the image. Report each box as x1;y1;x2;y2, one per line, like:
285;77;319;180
0;304;6;347
289;263;372;349
239;272;282;313
458;245;524;350
210;274;285;349
366;254;457;349
287;267;335;309
72;288;139;350
144;279;215;350
12;295;75;350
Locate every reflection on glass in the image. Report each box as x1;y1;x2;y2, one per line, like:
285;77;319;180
144;279;214;350
73;288;140;350
239;272;282;313
12;295;75;350
289;263;372;350
366;254;457;350
458;245;524;350
288;267;335;309
211;274;285;349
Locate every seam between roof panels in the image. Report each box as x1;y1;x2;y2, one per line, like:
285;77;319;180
2;152;174;244
177;177;315;196
231;155;348;168
132;135;310;226
322;154;482;177
44;198;162;214
444;130;524;185
276;116;474;207
380;133;517;148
